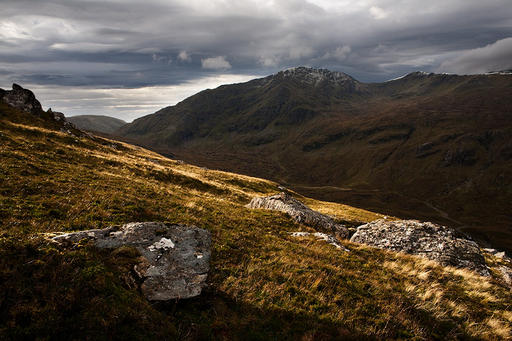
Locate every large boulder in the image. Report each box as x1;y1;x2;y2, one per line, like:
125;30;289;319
52;222;211;301
247;192;349;238
350;219;490;276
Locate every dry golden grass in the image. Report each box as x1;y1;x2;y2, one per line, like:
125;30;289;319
302;196;389;224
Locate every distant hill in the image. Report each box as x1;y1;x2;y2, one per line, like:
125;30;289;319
116;67;512;252
68;115;126;133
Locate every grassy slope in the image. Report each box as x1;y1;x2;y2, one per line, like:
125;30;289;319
1;104;511;340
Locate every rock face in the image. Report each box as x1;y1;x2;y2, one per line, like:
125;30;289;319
1;84;77;132
350;219;490;276
1;83;44;115
247;192;349;238
52;222;211;301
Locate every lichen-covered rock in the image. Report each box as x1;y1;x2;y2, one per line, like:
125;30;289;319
52;222;211;300
247;192;348;238
350;219;490;276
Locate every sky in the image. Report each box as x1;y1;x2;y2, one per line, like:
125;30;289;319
1;0;512;121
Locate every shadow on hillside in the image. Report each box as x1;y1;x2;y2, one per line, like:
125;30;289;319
155;288;364;340
157;284;483;340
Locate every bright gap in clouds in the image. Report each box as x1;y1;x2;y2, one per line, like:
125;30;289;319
22;74;258;122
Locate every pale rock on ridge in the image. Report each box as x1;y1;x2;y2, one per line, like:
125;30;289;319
247;192;349;239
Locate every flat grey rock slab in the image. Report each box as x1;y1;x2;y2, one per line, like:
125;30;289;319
53;222;211;301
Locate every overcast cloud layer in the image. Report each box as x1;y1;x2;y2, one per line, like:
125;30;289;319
1;0;511;120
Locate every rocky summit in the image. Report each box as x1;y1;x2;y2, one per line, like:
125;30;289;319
1;83;77;133
247;192;349;238
0;83;44;115
52;222;211;301
272;66;358;88
350;219;490;276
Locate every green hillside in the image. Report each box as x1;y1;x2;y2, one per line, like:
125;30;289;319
67;115;127;134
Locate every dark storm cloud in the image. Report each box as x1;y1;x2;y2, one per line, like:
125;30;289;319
1;0;511;118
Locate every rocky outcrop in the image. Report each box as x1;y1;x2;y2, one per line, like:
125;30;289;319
52;222;211;301
1;84;78;133
48;108;77;132
1;83;44;115
350;220;490;276
247;192;349;238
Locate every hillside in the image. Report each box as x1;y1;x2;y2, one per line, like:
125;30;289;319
116;67;512;253
67;115;127;134
1;84;512;339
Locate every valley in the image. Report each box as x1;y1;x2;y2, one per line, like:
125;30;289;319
114;67;512;253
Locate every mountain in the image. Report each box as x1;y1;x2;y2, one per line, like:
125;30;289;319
2;84;512;339
67;114;127;133
116;67;512;253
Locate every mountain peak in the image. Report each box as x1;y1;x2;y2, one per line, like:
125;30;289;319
273;66;356;86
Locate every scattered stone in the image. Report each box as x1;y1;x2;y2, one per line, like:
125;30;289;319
247;192;349;238
350;219;490;276
51;109;66;122
52;222;211;301
483;248;511;262
145;157;161;164
289;232;350;251
498;266;512;286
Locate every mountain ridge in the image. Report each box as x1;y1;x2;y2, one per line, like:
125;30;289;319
67;115;127;134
